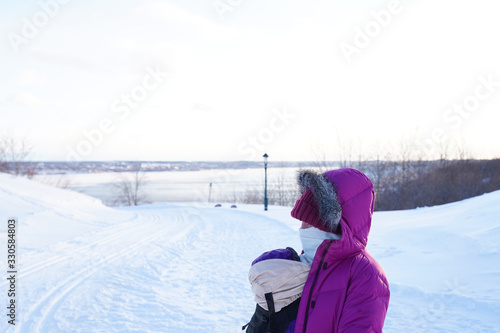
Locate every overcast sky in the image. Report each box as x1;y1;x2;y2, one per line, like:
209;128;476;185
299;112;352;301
1;0;499;162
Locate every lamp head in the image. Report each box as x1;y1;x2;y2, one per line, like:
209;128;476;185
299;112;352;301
263;153;269;164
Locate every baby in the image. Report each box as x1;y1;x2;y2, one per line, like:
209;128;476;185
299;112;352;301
243;247;310;333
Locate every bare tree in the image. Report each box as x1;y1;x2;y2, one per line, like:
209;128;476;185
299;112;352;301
454;134;472;161
268;162;299;206
337;133;353;168
0;134;35;177
367;142;388;207
113;163;148;206
334;130;363;169
224;184;240;204
38;175;73;189
311;143;334;173
241;185;263;204
0;139;6;172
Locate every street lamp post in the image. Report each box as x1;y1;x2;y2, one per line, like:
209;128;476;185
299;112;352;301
263;153;269;211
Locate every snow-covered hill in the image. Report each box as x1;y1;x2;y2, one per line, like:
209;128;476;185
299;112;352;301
0;173;499;332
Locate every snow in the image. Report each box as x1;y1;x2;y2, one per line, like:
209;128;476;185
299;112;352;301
1;172;499;332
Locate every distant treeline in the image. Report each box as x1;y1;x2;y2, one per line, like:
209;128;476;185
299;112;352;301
240;159;500;211
359;158;500;211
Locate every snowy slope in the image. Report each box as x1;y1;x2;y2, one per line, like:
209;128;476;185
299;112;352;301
1;173;499;332
0;173;134;249
369;192;500;332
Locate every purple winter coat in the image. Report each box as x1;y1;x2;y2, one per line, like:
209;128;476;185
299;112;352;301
292;168;390;333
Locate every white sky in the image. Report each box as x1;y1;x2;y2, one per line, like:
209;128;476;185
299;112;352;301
1;0;499;161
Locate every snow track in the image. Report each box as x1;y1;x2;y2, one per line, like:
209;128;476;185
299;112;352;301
2;221;142;287
20;215;189;332
4;206;190;332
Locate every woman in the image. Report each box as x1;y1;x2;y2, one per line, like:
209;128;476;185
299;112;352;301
288;168;390;333
245;168;389;333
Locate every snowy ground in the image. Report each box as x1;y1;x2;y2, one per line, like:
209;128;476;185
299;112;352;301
1;173;499;332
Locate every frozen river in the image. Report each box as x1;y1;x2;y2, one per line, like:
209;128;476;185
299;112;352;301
35;167;318;206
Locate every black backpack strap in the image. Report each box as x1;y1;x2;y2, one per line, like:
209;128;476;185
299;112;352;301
244;295;301;333
265;292;277;333
243;304;270;332
265;292;275;314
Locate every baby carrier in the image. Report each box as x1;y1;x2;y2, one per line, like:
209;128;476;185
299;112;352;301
243;248;310;333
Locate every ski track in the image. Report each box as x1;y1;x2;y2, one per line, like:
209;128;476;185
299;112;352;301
1;221;142;290
11;206;194;333
0;212;144;290
29;222;188;333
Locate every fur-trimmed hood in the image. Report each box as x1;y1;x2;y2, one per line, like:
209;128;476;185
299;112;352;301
292;168;375;250
294;169;342;233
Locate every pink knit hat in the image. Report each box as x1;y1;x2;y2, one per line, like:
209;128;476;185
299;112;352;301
290;189;321;226
290;170;342;234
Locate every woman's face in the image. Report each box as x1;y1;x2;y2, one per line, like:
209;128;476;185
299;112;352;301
301;221;313;229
